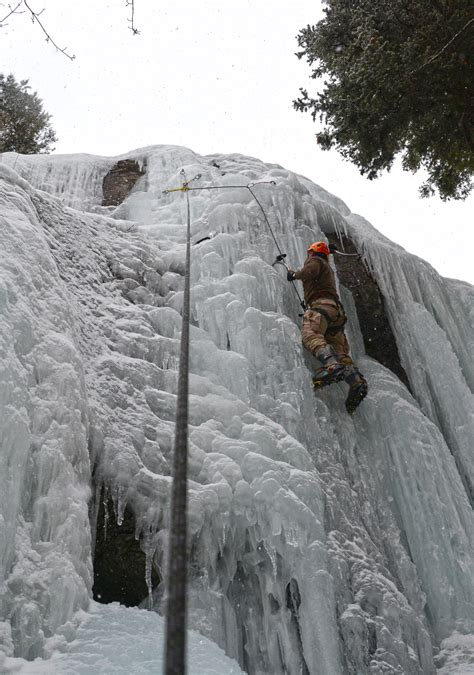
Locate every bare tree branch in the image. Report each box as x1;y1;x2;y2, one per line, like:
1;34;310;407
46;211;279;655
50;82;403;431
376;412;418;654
2;1;139;57
126;0;139;35
0;1;23;27
22;0;75;60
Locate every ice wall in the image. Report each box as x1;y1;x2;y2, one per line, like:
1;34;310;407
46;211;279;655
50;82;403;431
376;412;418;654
0;147;149;212
346;213;474;506
0;167;92;659
0;146;473;674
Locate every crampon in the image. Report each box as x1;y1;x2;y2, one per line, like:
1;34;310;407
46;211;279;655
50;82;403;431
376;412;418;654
312;364;346;389
345;377;368;415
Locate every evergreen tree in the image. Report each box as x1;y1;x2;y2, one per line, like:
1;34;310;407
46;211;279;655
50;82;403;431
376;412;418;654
294;0;473;200
0;73;57;154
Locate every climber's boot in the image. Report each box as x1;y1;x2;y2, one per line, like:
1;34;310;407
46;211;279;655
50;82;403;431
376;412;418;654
312;345;346;389
344;366;368;414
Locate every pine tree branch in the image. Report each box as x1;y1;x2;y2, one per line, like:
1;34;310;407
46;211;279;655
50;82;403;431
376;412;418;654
0;1;23;26
22;0;75;60
460;110;474;154
410;17;474;75
126;0;139;35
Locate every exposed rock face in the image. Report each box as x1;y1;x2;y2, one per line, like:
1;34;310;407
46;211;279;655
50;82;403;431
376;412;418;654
327;233;411;390
93;494;160;607
102;159;146;206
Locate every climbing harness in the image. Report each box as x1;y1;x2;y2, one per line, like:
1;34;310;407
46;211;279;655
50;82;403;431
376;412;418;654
306;303;347;334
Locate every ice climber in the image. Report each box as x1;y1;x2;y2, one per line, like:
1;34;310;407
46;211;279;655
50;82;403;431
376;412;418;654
286;241;368;414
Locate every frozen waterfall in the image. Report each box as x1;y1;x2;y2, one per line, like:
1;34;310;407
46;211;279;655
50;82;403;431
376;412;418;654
0;145;473;674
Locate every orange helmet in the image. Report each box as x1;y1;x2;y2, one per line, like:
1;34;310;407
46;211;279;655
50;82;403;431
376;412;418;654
307;241;330;256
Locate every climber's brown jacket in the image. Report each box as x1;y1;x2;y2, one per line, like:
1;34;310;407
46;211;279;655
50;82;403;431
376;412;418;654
293;254;339;307
294;254;352;363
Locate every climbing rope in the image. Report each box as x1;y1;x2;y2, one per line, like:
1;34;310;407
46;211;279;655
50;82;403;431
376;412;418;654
270;253;307;313
162;173;308;672
329;243;361;258
334;251;361;257
164;169;194;675
164;174;365;672
164;177;306;312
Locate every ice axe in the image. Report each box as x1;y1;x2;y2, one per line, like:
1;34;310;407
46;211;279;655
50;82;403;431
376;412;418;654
271;253;289;270
271;253;307;313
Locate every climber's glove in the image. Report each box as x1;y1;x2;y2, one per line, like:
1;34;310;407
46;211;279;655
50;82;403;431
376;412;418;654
287;270;296;281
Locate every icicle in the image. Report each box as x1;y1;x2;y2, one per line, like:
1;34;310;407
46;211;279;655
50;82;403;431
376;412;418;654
145;549;154;610
103;486;109;542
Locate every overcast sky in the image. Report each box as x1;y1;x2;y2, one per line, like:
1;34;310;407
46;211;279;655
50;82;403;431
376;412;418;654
2;0;473;283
